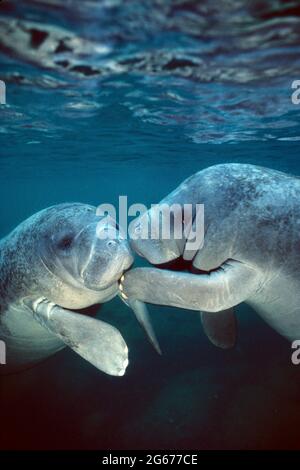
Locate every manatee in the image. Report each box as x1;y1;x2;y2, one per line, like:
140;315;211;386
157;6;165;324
119;163;300;349
0;203;134;376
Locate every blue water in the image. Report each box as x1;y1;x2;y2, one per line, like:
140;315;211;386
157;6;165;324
1;0;300;450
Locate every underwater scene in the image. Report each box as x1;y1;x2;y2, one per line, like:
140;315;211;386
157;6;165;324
1;0;300;451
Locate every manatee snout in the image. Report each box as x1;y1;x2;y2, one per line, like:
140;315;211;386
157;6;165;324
129;208;182;265
78;223;134;290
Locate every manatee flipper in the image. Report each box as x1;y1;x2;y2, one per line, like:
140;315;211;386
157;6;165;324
200;308;237;349
128;299;162;355
120;260;261;313
27;298;129;376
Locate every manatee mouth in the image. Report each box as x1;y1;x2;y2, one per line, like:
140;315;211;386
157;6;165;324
83;269;128;292
80;250;134;291
129;243;144;259
153;256;192;271
69;303;102;317
153;256;221;274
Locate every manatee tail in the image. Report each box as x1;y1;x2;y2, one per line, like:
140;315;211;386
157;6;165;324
129;299;162;355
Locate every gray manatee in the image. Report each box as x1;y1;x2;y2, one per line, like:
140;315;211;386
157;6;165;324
120;163;300;349
0;203;134;376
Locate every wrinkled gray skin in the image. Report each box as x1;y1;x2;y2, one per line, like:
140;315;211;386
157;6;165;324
121;163;300;345
0;203;133;376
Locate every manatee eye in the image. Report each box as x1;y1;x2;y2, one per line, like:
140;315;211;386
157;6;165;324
107;240;117;248
57;235;74;251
